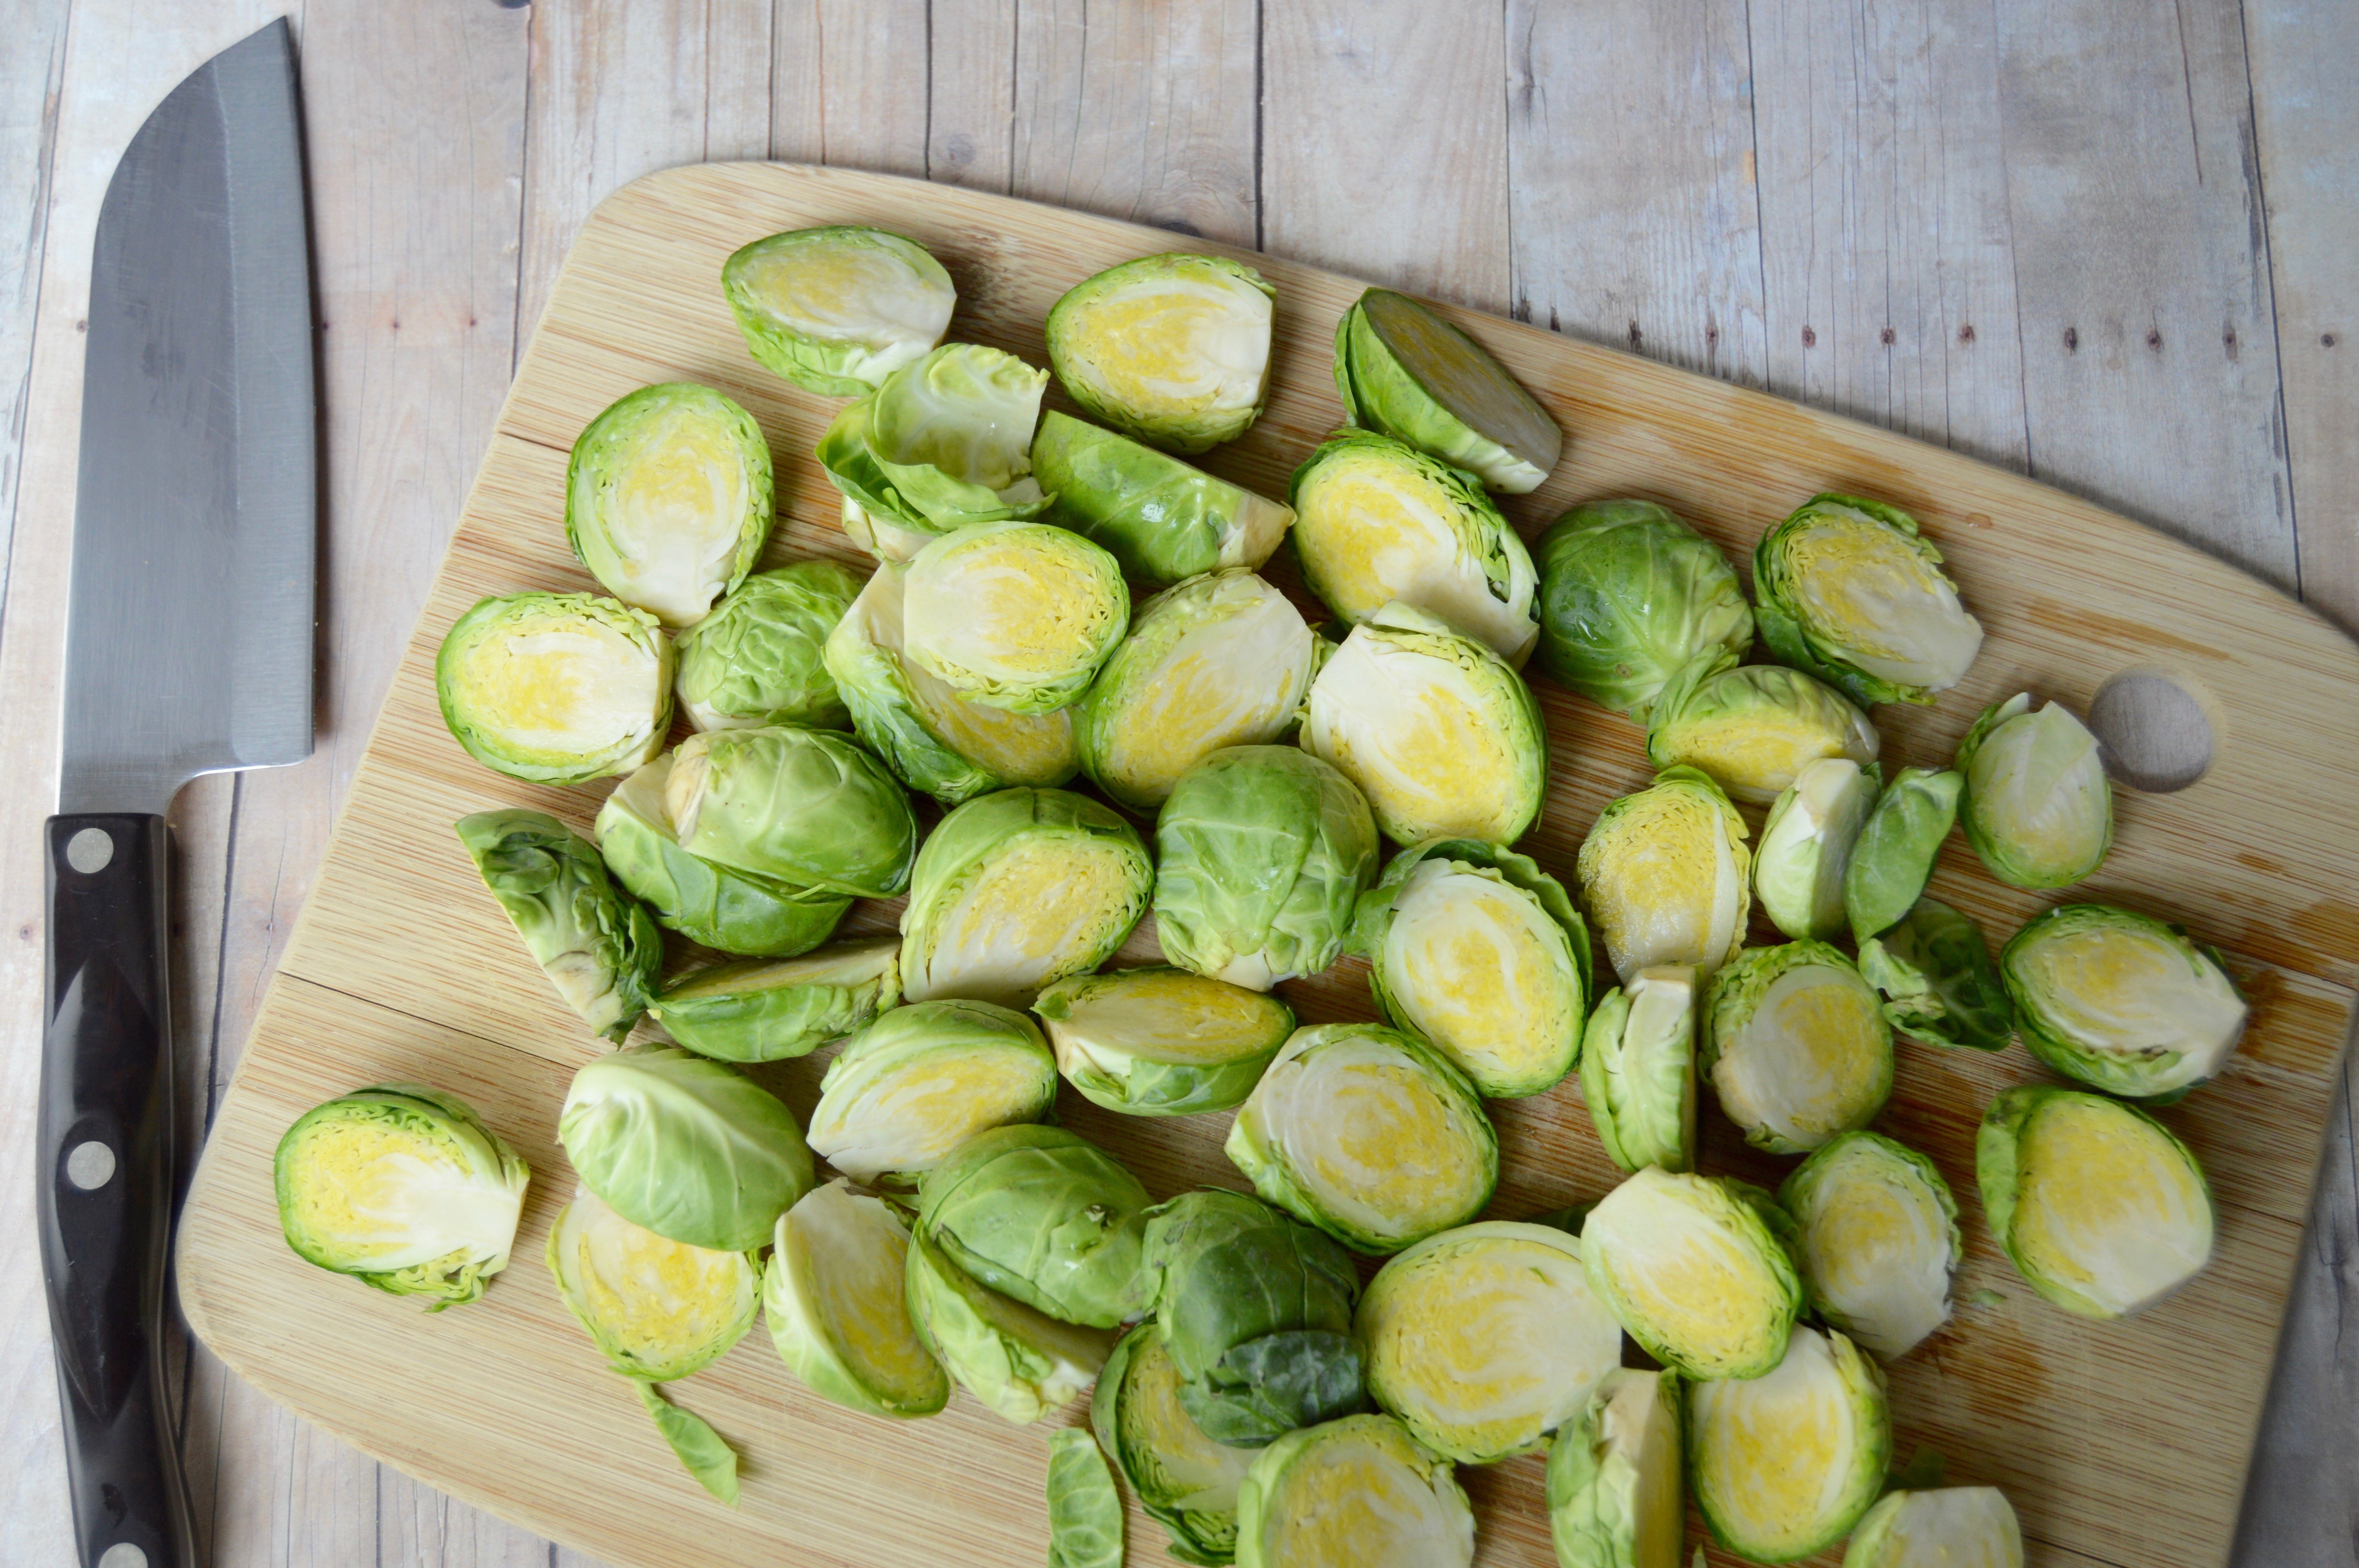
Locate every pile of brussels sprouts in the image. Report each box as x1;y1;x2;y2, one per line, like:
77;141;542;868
266;220;2256;1568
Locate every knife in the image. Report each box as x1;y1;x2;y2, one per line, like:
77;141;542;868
38;19;314;1568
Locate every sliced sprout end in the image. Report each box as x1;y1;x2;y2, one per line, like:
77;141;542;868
1333;287;1562;494
1546;1368;1686;1568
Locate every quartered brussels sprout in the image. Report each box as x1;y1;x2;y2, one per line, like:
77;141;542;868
1956;693;2114;889
899;787;1153;1006
1780;1132;1959;1360
764;1179;949;1418
1301;600;1549;846
457;809;662;1039
818;343;1052;561
1753;493;1984;706
1357;1221;1623;1465
1754;758;1881;943
672;560;860;732
275;1083;529;1307
1154;746;1379;990
649;936;900;1062
902;519;1130;713
1858;898;2015;1052
1235;1414;1475;1568
805;999;1059;1183
558;1045;814;1252
1579;966;1699;1174
1845;1487;2025;1568
1228;1023;1499;1255
1033;410;1294;585
436;592;672;785
721;225;955;396
1576;766;1751;987
916;1125;1152;1329
1350;838;1592;1098
548;1183;760;1381
1581;1167;1801;1381
1533;499;1755;722
1036;966;1293;1117
1647;655;1880;806
1844;766;1963;944
1547;1369;1685;1568
1092;1325;1259;1564
1332;287;1561;494
1288;428;1540;665
1704;942;1894;1154
1047;253;1275;453
2001;904;2247;1100
566;383;774;628
1078;570;1316;811
1687;1327;1890;1563
665;724;917;898
904;1224;1116;1423
1047;1426;1125;1568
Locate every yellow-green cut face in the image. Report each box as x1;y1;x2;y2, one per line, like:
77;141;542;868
1584;1171;1787;1375
1250;1034;1492;1243
1791;1144;1953;1358
806;1045;1050;1182
1257;1422;1472;1567
551;1187;755;1376
1092;579;1311;806
1061;274;1272;428
1663;702;1863;805
2015;1097;2214;1315
1712;964;1888;1150
1120;1329;1256;1515
1688;1329;1868;1556
1054;969;1283;1067
2013;922;2246;1091
904;526;1122;688
1308;629;1532;843
782;1183;940;1403
1579;787;1746;984
447;609;665;771
843;566;1078;781
1292;456;1534;661
905;837;1143;1004
1780;511;1982;689
1380;861;1580;1091
1599;1372;1685;1568
580;401;761;626
281;1114;524;1274
734;239;953;370
1856;1487;2023;1568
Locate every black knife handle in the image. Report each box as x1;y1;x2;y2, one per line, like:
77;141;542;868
40;814;195;1568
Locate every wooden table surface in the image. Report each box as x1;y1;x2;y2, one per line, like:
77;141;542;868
0;3;2352;1564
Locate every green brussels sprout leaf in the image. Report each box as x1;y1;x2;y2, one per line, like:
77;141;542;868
457;809;662;1039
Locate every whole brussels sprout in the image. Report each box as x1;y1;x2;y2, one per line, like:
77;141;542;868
721;225;955;396
901;519;1129;713
1704;942;1894;1154
547;1183;760;1381
648;936;900;1062
1047;253;1275;453
1779;1131;1959;1359
1576;766;1750;986
566;382;774;628
1033;410;1293;585
916;1124;1152;1329
805;999;1059;1184
1035;966;1293;1118
1091;1325;1258;1564
764;1179;949;1418
1753;493;1984;706
1581;1167;1802;1381
664;724;917;898
1579;965;1699;1174
1332;287;1561;493
903;1224;1116;1424
2001;904;2246;1100
1647;653;1879;806
1844;1487;2025;1568
1547;1369;1685;1568
1857;898;2014;1052
1753;757;1880;943
672;559;860;732
457;809;662;1039
436;592;672;785
1534;499;1754;721
1845;766;1963;945
1956;693;2114;889
1234;1414;1474;1568
1687;1327;1890;1562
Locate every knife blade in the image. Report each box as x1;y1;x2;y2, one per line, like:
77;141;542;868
39;19;314;1568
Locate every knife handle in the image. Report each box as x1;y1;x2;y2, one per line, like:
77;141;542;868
40;814;195;1568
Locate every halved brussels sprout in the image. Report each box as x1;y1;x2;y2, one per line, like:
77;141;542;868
916;1124;1152;1328
1092;1325;1258;1564
1845;767;1963;944
1687;1327;1890;1562
1576;766;1751;986
1779;1132;1959;1360
649;936;900;1062
1350;838;1592;1098
1844;1487;2025;1568
1234;1414;1475;1568
2001;904;2247;1100
566;383;774;628
1754;758;1881;943
274;1083;529;1307
1579;966;1699;1174
1956;693;2114;889
1332;287;1561;494
557;1045;814;1252
721;225;955;396
1581;1167;1802;1380
1753;494;1984;706
665;724;918;898
1033;410;1293;585
436;592;672;784
457;809;662;1039
818;343;1052;559
1047;253;1275;453
903;1224;1116;1423
1533;499;1754;721
1227;1023;1499;1255
1047;1426;1125;1568
1036;966;1293;1117
1288;428;1540;665
1704;942;1894;1154
1154;746;1380;990
1547;1369;1685;1568
548;1183;760;1381
902;520;1130;713
1301;600;1549;846
672;560;860;732
1357;1221;1623;1464
1858;898;2015;1052
805;998;1059;1183
764;1178;949;1417
1647;654;1880;806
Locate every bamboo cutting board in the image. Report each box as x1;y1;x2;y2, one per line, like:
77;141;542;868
177;163;2359;1568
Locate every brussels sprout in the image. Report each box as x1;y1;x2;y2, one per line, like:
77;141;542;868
1687;1327;1890;1562
902;520;1130;713
1533;499;1755;721
900;787;1153;1007
1779;1132;1959;1359
1357;1221;1623;1465
721;225;955;396
566;383;774;628
1581;1167;1802;1380
1753;494;1984;706
1046;1426;1125;1568
1579;966;1699;1174
764;1179;949;1418
1647;654;1880;806
558;1045;814;1252
274;1083;529;1307
904;1224;1116;1423
1956;693;2114;889
818;343;1053;560
916;1124;1152;1328
1047;253;1275;453
1844;1487;2025;1568
1703;942;1894;1154
1576;766;1751;987
805;999;1059;1183
1350;838;1592;1098
1092;1325;1259;1564
436;592;672;785
1036;966;1294;1117
548;1183;760;1381
1288;428;1540;665
1753;758;1881;943
1845;767;1963;944
1154;746;1380;990
1234;1414;1475;1568
1227;1024;1499;1255
672;560;860;732
1332;287;1561;494
2001;904;2247;1100
649;936;900;1062
1033;410;1294;585
1546;1369;1685;1568
1301;600;1549;846
1858;898;2015;1052
664;724;918;898
456;809;662;1039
